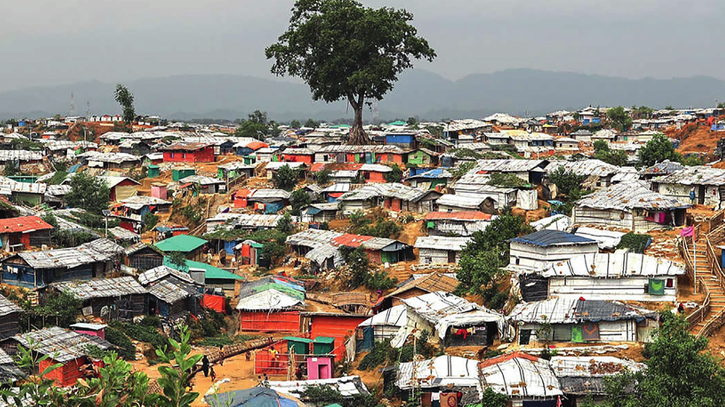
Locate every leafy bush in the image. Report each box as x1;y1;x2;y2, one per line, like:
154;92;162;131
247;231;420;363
358;339;395;370
617;232;652;253
365;271;397;290
109;321;168;352
548;166;586;197
140;316;161;328
142;212;159;231
104;326;137;360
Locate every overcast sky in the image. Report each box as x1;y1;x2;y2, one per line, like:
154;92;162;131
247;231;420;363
2;0;724;92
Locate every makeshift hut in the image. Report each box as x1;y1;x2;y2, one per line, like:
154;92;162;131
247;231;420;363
573;181;688;233
49;276;147;319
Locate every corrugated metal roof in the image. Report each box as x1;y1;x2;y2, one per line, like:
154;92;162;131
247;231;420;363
0;216;53;234
0;150;43;162
109;226;140;241
396;356;480;390
286;229;344;248
545;160;620;178
640;159;685;176
359;164;392;172
316;145;405;154
436;194;486;208
0;294;21;317
268;376;370;398
510;230;596;247
138;265;199;286
179;175;225;185
414;236;471;251
387;274;458;298
425;211;492;221
14;238;123;269
472;159;546;173
650;165;725;186
147;279;191;304
264;162;307;170
576;180;685;211
339;183;430;202
249;189;292;200
400;291;476;324
542;252;685;278
509;298;656;324
79;151;140;163
53;276;147;299
13;327;113;362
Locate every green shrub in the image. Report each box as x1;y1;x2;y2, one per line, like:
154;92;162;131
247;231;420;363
140;316;161;328
358;339;394;370
104;326;136;360
617;232;652;253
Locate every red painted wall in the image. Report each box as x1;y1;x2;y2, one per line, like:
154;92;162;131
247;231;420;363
309;315;368;359
284;155;313;165
163;147;215;163
240;311;300;332
365;172;386;183
41;357;86;387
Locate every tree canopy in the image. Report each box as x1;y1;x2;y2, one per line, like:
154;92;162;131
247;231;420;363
638;134;681;167
548;166;587;197
114;84;135;126
273;164;300;191
607;106;632;131
235;110;270;140
266;0;436;145
591;315;725;407
64;172;110;215
593;140;629;166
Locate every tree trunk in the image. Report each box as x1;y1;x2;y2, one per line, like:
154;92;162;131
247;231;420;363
347;95;370;145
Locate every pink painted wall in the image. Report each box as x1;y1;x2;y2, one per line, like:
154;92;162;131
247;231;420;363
307;356;334;380
152;185;168;199
72;329;105;340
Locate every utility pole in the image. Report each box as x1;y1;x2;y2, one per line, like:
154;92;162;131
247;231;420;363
694;236;698;294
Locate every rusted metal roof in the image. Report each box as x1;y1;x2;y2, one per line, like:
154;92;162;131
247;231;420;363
424;211;492;221
0;216;53;234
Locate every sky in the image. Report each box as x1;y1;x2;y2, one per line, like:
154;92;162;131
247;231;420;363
2;0;725;92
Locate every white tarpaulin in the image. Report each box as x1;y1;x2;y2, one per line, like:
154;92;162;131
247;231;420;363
235;289;302;311
517;189;538;210
397;355;481;392
574;227;625;249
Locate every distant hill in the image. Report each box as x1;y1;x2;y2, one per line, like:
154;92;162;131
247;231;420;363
2;69;725;122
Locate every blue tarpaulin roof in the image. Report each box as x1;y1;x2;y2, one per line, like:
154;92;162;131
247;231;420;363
205;388;298;407
510;229;596;247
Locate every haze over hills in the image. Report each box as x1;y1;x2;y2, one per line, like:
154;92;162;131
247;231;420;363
2;69;725;122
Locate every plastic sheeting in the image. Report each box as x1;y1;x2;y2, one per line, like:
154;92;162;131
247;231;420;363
516;189;538;210
203;294;226;313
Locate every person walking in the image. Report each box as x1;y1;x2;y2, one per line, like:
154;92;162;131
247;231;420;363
201;355;210;377
219;345;225;366
210;366;217;383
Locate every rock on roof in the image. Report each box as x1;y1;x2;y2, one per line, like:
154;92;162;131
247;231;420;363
147;279;191;304
52;276;147;300
13;327;113;362
576;180;685;211
509;298;657;324
14;238;122;270
479;353;562;398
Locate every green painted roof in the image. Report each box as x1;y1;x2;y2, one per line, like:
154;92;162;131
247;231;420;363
252;283;304;299
163;257;244;281
388;121;407;126
313;336;335;344
283;336;312;343
154;235;207;253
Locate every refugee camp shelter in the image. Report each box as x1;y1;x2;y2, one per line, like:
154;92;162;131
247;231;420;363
236;277;305;332
649;166;725;208
357;304;407;346
50;276;147;319
414;236;471;264
331;234;413;265
572;181;688;232
507;230;599;272
0;294;21;340
11;327;113;387
303;312;369;360
509;298;658;345
159;143;215;163
395;356;481;405
338;183;441;214
479;353;563;407
423;211;492;236
139;265;204;317
163;257;243;293
393;291;508;348
551;356;644;404
539;252;686;302
154;234;207;261
380;273;459;309
1;238;124;288
124;243;165;271
0;216;53;251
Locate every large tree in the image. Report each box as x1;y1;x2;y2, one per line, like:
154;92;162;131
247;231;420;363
266;0;436;145
65;172;110;215
236;110;269;140
638;133;682;167
606;106;633;131
114;84;135;126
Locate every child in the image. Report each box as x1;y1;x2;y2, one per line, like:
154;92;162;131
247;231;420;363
210;366;217;383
